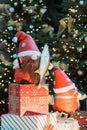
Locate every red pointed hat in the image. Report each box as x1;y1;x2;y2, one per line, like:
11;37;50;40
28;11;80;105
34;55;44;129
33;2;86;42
15;31;41;58
53;66;76;93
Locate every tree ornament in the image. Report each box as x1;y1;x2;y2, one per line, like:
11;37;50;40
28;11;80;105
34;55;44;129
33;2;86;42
22;4;26;8
8;19;22;31
14;2;18;6
9;7;15;13
60;62;69;72
73;34;77;38
75;30;79;34
69;8;77;13
8;26;13;31
84;36;87;42
4;88;8;92
79;0;84;5
57;16;73;37
42;24;54;38
28;9;33;13
12;37;18;43
0;4;11;15
77;70;84;76
68;16;74;33
3;40;7;45
77;47;82;52
13;54;18;58
40;8;47;14
29;25;34;29
61;34;66;38
52;53;56;57
0;51;11;65
62;45;67;49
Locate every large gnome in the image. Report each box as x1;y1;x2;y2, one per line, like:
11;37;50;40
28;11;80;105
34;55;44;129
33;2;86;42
13;31;41;84
53;66;81;113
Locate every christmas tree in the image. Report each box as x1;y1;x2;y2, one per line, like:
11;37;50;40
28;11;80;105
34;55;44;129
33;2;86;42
0;0;69;115
57;0;87;110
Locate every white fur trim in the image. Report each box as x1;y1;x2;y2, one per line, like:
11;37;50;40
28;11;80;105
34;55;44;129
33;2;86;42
53;83;76;93
18;51;41;57
55;96;75;99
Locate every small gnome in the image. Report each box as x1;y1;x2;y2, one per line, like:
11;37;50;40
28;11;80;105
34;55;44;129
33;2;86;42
13;31;41;84
53;66;81;113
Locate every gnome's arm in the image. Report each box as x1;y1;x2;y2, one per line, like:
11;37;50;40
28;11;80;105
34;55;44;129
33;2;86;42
49;94;54;105
77;89;87;100
79;94;87;100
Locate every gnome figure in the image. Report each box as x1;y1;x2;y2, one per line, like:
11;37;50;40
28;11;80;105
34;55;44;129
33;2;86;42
13;31;41;84
53;66;81;113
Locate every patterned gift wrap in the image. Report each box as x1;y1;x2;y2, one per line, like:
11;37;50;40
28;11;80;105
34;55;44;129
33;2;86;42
70;111;87;124
1;112;57;130
70;111;87;130
9;83;49;116
57;118;80;130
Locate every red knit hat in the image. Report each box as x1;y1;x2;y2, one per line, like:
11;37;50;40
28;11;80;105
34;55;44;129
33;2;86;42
53;66;76;93
15;31;41;59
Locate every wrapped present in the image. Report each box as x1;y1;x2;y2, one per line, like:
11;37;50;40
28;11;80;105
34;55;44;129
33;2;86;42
70;111;87;130
9;83;49;116
57;118;80;130
77;118;87;125
1;112;80;130
1;112;57;130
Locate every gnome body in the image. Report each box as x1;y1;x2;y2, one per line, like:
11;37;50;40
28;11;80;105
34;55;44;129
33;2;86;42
13;31;41;84
53;66;81;113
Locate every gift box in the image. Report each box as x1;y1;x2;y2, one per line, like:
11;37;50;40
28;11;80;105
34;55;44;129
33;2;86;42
77;118;87;125
1;112;57;130
1;112;80;130
70;111;87;125
9;83;49;116
69;111;87;130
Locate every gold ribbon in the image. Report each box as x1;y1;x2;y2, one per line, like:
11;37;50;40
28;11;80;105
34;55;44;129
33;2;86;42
57;16;74;37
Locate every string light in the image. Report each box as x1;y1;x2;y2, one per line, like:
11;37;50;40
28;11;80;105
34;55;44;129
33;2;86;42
52;48;56;52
